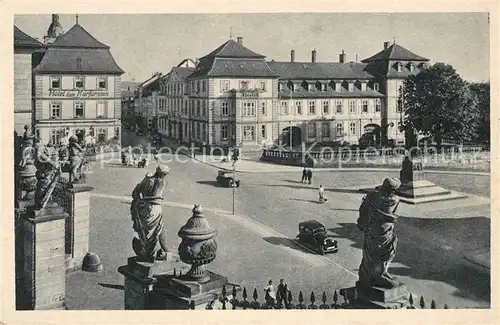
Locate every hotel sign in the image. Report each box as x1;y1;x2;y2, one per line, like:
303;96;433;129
48;90;109;98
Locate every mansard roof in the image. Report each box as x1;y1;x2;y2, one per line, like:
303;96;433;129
268;61;374;80
50;24;109;49
14;26;43;48
201;39;265;59
361;43;429;63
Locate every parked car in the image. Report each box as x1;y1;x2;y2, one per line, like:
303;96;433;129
296;220;338;255
216;170;240;187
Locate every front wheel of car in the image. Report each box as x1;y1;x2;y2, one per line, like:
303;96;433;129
319;246;325;255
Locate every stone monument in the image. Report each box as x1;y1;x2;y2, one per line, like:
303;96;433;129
348;177;409;309
119;166;189;310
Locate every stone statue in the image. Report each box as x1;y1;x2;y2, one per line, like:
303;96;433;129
130;165;170;262
357;177;402;289
34;140;61;210
68;135;85;183
17;126;38;202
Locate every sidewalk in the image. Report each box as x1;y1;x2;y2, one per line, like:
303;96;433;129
188;154;490;176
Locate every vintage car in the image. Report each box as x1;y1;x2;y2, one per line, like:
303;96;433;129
216;170;240;187
296;220;338;255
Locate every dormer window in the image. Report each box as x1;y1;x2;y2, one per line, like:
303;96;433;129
303;82;310;92
374;83;380;92
395;62;403;72
321;83;328;92
408;62;415;72
348;82;354;92
360;82;367;91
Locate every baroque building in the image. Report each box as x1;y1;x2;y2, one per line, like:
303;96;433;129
159;37;429;150
32;18;124;145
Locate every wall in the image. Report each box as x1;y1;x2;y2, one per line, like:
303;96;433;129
14;51;33;134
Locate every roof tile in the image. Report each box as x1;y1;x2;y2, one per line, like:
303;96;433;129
50;24;109;49
268;61;373;80
362;43;428;62
201;39;265;59
14;26;43;48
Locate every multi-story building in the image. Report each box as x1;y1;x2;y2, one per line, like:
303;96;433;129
121;81;139;127
14;26;43;135
135;73;161;132
32;18;124;145
160;37;429;150
157;61;195;140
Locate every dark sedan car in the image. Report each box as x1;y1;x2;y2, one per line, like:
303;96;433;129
296;220;338;255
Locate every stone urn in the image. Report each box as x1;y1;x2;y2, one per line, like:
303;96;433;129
177;205;218;283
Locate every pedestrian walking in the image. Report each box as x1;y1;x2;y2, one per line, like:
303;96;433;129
301;167;307;183
264;280;276;305
277;279;287;305
307;168;312;184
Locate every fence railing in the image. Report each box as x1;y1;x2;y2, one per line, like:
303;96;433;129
193;285;450;310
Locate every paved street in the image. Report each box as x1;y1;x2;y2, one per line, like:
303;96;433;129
66;138;490;309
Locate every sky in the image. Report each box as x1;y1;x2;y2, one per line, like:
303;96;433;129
14;13;489;83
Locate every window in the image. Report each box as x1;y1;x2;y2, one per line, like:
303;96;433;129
221;80;230;92
280;101;289;115
409;63;415;72
50;76;61;89
321;83;327;92
349;100;356;113
202;81;206;92
261;125;266;138
202;100;206;116
98;77;107;89
196;100;201;116
221;125;228;140
115;126;120;137
296;101;302;115
243;126;255;140
321;122;330;138
221;101;229;116
396;62;403;72
243;102;255;116
308;122;316;138
349;122;356;135
259;81;266;91
97;101;107;118
240;81;249;90
361;82;367;91
375;99;381;112
308;101;316;114
74;102;84;118
202;123;206;141
322;100;329;114
261;102;266;115
348;82;354;92
196;123;201;139
74;76;85;89
374;83;380;92
278;83;283;92
51;128;65;145
304;83;310;91
196;81;200;93
51;102;61;119
97;128;107;143
362;100;369;113
336;100;343;114
336;122;344;136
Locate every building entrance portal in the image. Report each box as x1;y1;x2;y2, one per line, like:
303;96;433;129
282;126;302;148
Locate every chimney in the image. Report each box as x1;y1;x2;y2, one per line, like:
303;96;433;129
291;50;295;62
384;41;390;50
52;14;59;22
339;49;346;63
237;37;243;45
312;49;317;63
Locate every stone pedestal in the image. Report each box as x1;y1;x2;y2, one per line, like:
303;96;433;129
22;203;68;310
394;157;467;204
150;271;233;310
344;282;409;309
118;255;189;310
65;184;93;272
15;200;34;310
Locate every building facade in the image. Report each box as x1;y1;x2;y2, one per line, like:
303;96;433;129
32;20;124;145
14;26;43;135
135;73;161;132
160;37;429;150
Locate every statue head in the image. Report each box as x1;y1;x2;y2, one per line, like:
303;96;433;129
24;124;31;132
375;177;401;195
155;165;170;178
69;135;78;143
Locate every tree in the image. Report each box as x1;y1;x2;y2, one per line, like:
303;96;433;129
469;82;490;144
402;63;479;150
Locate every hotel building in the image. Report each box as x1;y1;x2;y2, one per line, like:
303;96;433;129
28;15;124;145
160;37;429;150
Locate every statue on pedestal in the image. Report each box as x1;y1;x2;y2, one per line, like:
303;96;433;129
68;135;85;184
17;125;38;202
130;165;170;262
34;140;61;210
357;177;401;289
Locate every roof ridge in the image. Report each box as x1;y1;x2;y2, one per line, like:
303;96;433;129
51;24;109;49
